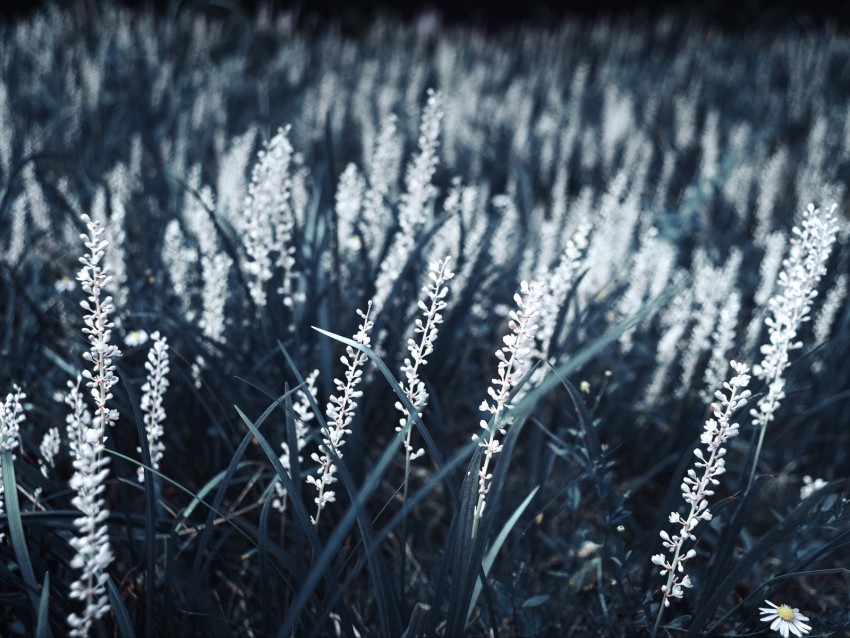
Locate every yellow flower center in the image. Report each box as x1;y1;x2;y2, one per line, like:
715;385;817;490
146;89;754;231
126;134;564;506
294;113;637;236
777;605;795;621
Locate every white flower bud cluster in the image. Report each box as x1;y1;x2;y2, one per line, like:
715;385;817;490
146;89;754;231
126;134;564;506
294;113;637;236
136;332;170;483
395;257;454;463
0;384;25;452
78;215;123;432
242;126;296;309
472;280;544;525
653;361;751;609
749;204;839;484
372;91;443;318
68;214;124;636
39;426;61;479
307;302;374;527
0;385;27;543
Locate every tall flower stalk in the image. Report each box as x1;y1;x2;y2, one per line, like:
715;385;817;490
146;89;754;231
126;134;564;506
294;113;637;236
67;213;123;637
652;361;751;637
307;302;374;528
136;331;170;482
395;257;454;473
472;280;543;538
747;204;839;488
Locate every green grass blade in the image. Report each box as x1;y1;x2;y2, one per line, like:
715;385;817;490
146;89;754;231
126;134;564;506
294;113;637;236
35;571;51;638
235;407;356;638
119;365;156;638
243;413;408;638
313;439;477;637
258;481;274;636
1;449;40;612
467;486;539;625
107;575;136;638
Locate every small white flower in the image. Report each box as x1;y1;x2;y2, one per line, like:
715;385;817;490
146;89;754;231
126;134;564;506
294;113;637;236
759;600;812;637
55;276;76;293
800;475;827;500
124;329;149;347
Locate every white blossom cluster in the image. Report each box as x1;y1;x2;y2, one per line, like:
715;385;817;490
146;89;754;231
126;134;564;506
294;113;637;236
472;280;544;526
538;222;591;356
39;426;61;479
360;114;402;265
0;385;26;544
335;163;367;259
749;204;839;480
307;303;374;527
136;332;170;482
653;361;751;612
241;126;297;309
372;91;443;316
77;214;123;432
0;384;26;452
68;214;123;637
395;257;454;463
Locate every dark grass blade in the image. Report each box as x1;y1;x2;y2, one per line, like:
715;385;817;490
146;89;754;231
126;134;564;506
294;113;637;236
444;413;530;638
234;407;355;638
695;475;770;611
560;378;628;610
36;571;51;638
178;430;266;636
1;449;40;613
241;412;405;637
467;486;539;624
179;385;320;637
111;448;286;635
107;576;137;638
684;479;846;637
258;483;274;637
312;438;478;638
418;451;477;636
280;383;307;580
110;447;304;630
108;450;255;537
450;412;534;637
118;365;156;638
402;602;432;638
323;434;403;637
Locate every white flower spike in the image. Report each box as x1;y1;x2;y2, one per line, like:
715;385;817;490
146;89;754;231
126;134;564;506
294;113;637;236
760;600;811;637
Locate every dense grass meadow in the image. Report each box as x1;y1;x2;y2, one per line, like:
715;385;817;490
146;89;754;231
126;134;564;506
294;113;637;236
2;2;850;636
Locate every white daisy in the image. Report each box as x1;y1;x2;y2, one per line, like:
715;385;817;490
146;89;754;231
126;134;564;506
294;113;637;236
760;600;811;637
124;329;149;347
55;276;76;293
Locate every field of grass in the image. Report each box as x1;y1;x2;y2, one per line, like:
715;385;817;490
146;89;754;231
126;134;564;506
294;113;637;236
1;3;849;636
